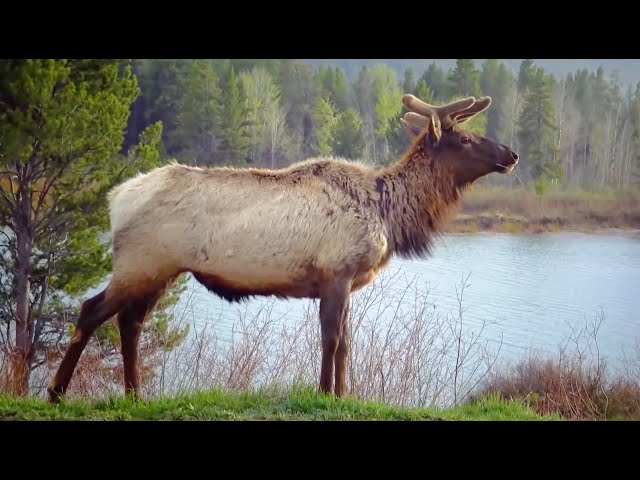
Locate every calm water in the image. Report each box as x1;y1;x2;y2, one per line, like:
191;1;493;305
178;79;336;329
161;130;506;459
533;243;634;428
173;231;640;372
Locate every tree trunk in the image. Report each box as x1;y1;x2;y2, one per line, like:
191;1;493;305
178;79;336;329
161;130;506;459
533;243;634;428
510;87;518;148
12;184;33;396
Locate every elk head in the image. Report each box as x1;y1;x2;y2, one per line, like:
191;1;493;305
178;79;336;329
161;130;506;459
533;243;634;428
400;94;519;187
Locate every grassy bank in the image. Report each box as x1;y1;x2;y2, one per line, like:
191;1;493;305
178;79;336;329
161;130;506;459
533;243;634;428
448;186;640;234
3;271;638;421
0;387;560;421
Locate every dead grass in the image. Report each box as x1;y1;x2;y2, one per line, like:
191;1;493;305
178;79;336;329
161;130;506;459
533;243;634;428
449;185;640;233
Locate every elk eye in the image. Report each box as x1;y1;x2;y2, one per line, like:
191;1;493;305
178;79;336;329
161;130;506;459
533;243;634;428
461;136;471;144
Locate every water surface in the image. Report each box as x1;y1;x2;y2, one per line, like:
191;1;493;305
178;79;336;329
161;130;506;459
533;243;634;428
175;231;640;371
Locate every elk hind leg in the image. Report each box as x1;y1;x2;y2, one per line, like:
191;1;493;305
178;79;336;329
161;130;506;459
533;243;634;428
117;278;175;400
48;286;125;403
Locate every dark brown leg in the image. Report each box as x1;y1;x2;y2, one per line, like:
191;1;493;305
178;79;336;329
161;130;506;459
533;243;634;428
48;288;124;403
318;278;350;395
334;297;350;397
117;287;167;400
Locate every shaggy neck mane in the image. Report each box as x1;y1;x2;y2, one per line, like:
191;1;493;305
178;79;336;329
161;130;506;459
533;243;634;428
375;136;465;259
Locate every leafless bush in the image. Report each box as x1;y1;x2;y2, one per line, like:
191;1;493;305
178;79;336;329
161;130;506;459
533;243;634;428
475;310;640;420
30;268;498;407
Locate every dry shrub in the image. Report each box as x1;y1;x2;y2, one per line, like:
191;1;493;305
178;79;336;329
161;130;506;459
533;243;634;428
474;312;640;420
4;269;502;408
133;270;504;408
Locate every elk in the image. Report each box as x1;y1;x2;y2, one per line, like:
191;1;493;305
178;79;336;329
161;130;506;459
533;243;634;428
47;93;519;403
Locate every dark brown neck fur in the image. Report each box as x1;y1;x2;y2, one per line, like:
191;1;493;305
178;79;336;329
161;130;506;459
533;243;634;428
375;138;463;259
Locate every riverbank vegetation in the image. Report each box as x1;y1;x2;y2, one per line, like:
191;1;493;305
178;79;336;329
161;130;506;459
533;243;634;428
1;271;638;420
1;59;639;419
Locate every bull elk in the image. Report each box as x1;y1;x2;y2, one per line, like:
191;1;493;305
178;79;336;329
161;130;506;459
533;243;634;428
47;93;519;403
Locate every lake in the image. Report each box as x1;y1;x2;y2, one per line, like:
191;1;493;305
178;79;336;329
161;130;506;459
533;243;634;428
172;231;640;373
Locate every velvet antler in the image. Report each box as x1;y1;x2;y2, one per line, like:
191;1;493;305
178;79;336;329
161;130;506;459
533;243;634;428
401;94;492;131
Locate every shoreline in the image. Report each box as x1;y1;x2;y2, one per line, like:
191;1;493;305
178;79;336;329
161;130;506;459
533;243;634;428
445;185;640;235
446;214;640;235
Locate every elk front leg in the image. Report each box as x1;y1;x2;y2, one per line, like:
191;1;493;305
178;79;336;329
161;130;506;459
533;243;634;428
334;297;350;397
318;278;350;395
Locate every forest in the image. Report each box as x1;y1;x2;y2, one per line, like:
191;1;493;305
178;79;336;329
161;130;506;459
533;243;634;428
122;58;640;190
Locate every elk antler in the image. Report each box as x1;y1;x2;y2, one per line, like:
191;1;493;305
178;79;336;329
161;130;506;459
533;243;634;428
401;94;492;131
399;105;442;141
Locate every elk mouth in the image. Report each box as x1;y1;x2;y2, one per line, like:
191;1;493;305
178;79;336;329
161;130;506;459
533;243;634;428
496;160;518;174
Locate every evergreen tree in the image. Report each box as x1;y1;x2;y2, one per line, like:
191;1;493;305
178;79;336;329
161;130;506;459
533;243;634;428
277;60;316;158
414;79;434;104
495;63;516;143
403;67;415;94
517;68;561;184
480;60;515;141
334;108;366;160
518;59;535;93
448;59;480;98
0;59;166;394
219;65;250;166
174;60;222;165
311;97;339;156
630;83;640;181
421;63;448;100
331;67;350;111
131;59;189;156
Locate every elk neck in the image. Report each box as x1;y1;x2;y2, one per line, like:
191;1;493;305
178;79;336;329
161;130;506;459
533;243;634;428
373;140;462;259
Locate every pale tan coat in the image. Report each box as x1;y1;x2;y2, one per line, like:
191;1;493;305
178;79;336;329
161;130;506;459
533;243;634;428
107;157;391;300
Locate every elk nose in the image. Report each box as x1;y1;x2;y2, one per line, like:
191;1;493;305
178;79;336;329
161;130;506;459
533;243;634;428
510;151;519;161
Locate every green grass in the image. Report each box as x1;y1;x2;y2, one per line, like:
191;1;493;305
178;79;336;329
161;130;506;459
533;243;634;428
0;387;561;421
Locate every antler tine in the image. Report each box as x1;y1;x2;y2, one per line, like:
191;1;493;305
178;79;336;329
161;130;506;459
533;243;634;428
400;110;442;140
402;94;476;129
403;112;430;128
451;96;492;124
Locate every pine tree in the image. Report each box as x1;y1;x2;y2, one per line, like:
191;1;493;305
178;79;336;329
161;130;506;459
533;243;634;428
334;108;366;160
517;68;560;185
174;60;222;165
480;60;515;141
414;79;434;104
495;63;516;144
630;83;640;182
0;59;165;394
371;65;402;163
517;59;535;93
311;96;339;156
421;63;447;101
219;65;250;166
403;67;415;94
448;59;480;98
331;67;350;111
131;59;189;156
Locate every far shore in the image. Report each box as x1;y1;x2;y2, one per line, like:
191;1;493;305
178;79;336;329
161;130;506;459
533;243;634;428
446;186;640;235
447;214;640;235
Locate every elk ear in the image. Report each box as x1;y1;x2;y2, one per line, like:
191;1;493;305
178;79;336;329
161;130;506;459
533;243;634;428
400;118;422;138
427;115;442;143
